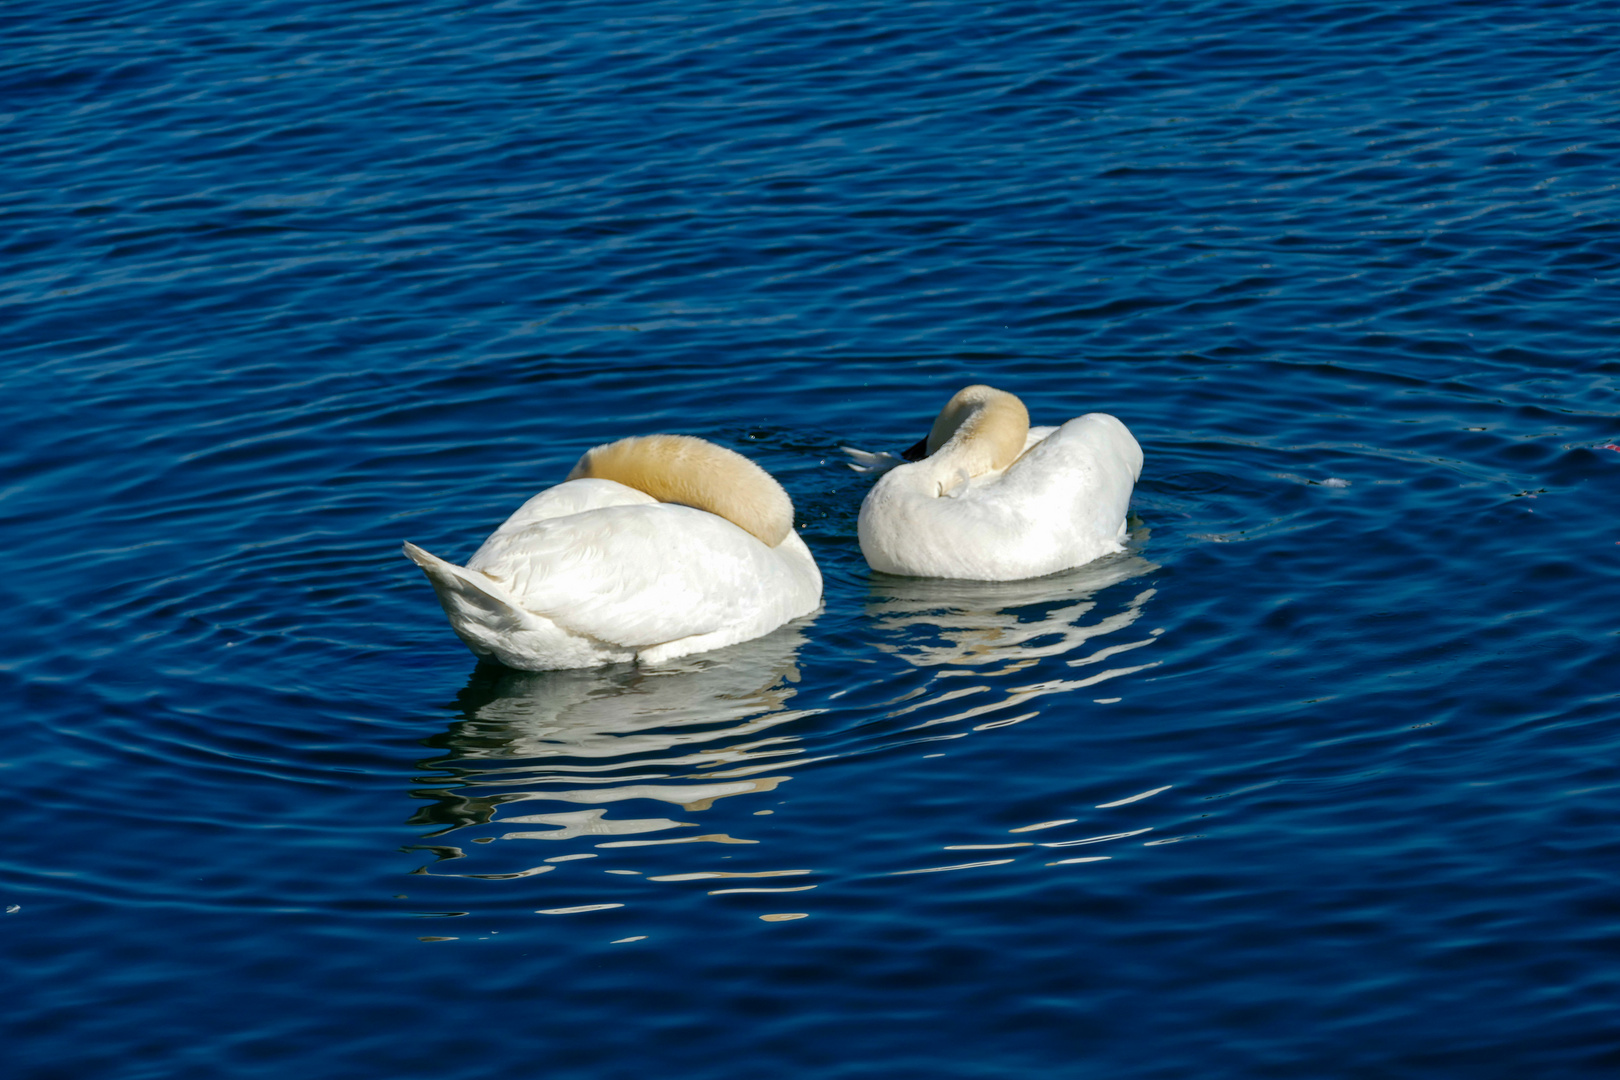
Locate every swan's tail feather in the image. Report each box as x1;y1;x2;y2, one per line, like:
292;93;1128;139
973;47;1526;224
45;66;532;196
402;541;527;655
841;446;906;475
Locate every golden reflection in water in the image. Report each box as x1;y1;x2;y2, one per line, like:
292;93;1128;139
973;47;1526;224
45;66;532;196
409;624;815;870
865;547;1162;735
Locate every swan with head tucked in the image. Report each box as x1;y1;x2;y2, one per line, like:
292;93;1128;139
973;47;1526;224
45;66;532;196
403;435;822;670
846;385;1142;581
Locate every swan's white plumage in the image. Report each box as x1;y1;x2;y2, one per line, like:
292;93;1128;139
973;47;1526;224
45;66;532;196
405;439;821;670
851;386;1142;581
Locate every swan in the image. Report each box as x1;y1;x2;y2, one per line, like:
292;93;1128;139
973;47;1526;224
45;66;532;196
846;385;1142;581
404;435;822;670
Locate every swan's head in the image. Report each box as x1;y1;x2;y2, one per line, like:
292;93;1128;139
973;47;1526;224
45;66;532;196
916;385;1030;474
567;434;795;547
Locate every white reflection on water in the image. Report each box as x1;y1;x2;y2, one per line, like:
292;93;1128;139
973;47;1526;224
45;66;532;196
406;547;1171;894
410;623;816;853
864;549;1163;734
868;552;1160;669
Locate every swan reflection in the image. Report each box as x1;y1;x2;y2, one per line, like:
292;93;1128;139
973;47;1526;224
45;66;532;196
399;544;1178;905
864;546;1162;732
409;624;814;853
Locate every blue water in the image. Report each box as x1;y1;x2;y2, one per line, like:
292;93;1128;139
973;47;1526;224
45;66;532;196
5;1;1619;1076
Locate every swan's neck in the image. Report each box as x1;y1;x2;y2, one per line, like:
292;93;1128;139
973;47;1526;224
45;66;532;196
566;435;794;546
921;386;1029;493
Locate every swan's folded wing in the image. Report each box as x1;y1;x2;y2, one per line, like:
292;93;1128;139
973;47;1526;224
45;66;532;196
465;503;788;649
996;412;1141;537
1000;414;1140;492
476;478;658;548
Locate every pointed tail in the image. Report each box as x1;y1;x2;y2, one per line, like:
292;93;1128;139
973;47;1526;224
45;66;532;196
402;541;528;654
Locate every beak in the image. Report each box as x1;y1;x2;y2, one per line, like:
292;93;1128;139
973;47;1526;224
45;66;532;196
901;436;930;462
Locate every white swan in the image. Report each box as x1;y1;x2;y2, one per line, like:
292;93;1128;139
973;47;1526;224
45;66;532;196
847;385;1142;581
404;435;822;670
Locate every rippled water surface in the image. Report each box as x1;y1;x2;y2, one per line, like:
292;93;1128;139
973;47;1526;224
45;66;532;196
6;1;1619;1077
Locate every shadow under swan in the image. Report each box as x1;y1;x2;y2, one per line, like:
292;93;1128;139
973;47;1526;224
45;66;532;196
409;623;817;865
864;546;1162;735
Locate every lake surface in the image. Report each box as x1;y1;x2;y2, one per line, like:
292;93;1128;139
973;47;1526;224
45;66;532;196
5;1;1619;1077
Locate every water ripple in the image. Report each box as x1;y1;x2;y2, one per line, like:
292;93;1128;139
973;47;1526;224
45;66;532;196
6;0;1620;1076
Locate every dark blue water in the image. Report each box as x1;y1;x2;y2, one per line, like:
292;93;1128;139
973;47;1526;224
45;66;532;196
6;1;1619;1076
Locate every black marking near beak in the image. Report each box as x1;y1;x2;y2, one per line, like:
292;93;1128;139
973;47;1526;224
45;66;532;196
901;436;930;462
